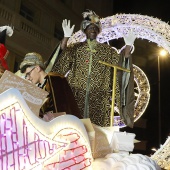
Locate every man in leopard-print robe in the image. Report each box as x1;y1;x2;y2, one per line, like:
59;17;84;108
52;11;135;128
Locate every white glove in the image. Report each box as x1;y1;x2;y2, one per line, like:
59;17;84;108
123;30;136;46
62;19;75;37
0;26;14;37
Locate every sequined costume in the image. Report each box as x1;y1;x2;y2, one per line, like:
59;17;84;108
52;39;129;127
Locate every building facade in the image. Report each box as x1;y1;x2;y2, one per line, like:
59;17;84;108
0;0;113;72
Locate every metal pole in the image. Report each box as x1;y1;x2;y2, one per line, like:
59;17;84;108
99;60;130;127
158;55;161;146
110;67;117;127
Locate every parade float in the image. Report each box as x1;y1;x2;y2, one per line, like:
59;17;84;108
0;87;160;170
1;13;170;169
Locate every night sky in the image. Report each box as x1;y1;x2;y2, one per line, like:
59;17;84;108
112;0;170;154
113;0;170;23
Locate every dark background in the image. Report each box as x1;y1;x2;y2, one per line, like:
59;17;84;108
112;0;170;155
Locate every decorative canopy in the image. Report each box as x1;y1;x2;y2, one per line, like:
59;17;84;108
68;14;170;54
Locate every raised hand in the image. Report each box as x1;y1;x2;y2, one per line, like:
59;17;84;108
62;19;75;37
123;29;136;46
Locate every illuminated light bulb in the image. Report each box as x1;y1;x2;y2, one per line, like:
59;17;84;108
151;147;157;152
159;49;167;57
7;131;11;136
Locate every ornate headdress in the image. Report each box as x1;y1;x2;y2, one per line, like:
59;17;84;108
20;52;45;71
80;10;102;32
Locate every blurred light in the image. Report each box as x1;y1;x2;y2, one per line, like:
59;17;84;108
151;147;157;152
159;49;167;57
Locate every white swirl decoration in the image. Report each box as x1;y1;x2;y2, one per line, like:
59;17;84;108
68;14;170;126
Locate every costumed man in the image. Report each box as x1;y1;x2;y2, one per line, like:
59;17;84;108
45;19;75;72
0;26;13;77
52;10;136;128
19;21;82;121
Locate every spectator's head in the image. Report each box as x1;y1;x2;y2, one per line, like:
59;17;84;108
20;52;46;84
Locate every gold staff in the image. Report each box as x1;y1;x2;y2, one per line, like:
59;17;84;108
99;60;130;127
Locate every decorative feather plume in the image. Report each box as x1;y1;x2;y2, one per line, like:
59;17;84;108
82;9;100;23
82;10;94;19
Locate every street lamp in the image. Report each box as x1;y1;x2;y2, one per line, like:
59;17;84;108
158;49;167;147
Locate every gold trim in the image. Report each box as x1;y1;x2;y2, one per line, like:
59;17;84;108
99;60;130;127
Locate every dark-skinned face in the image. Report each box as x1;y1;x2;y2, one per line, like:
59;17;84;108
84;24;99;40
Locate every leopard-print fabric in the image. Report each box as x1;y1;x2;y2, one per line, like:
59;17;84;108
52;40;120;127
